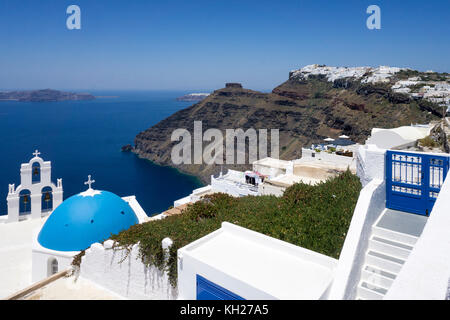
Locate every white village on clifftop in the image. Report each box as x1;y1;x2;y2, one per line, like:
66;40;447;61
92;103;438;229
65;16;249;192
292;64;450;111
1;66;450;300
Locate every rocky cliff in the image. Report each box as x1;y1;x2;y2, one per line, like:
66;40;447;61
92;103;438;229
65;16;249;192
134;65;447;183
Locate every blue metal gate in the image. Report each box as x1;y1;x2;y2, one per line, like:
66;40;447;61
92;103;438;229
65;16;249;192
386;151;449;216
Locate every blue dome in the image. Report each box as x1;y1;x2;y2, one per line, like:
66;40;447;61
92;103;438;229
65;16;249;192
38;190;139;252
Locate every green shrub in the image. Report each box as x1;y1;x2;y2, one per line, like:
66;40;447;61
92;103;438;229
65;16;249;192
109;170;362;287
418;135;438;148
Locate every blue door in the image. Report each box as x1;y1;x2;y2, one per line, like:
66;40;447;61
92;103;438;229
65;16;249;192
386;151;449;216
196;275;245;300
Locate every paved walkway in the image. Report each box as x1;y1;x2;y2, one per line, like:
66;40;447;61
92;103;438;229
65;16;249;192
376;209;428;237
0;217;47;298
22;276;123;300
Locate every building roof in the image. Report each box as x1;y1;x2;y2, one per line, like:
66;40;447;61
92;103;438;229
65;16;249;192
252;157;291;170
371;126;431;141
367;125;431;149
179;222;337;299
332;138;356;146
37;189;139;252
266;174;323;187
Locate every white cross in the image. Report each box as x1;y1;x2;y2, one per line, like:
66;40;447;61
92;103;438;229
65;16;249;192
84;175;95;189
33;150;41;157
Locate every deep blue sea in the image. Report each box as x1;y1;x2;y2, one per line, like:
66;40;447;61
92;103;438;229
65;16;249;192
0;91;203;216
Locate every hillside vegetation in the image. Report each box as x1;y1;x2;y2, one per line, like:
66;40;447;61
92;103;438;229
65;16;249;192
110;170;362;287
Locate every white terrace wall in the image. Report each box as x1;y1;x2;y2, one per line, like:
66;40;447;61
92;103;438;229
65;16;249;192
328;179;386;300
211;173;258;197
385;174;450;300
300;148;356;170
79;239;177;300
258;182;285;197
356;144;386;187
328;144;386;299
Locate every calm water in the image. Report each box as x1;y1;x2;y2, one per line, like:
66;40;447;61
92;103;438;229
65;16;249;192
0;91;203;216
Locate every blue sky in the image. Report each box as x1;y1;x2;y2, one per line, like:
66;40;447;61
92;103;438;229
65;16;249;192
0;0;449;91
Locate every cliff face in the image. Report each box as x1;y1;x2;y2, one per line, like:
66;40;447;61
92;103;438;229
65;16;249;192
134;66;444;183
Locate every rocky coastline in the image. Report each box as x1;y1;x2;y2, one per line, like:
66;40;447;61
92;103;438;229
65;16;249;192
0;89;95;102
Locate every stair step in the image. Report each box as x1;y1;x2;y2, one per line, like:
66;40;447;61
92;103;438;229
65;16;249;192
361;281;388;295
365;250;405;273
361;265;395;289
369;236;413;259
372;225;418;246
369;250;405;264
356;282;385;300
364;265;396;280
372;236;413;251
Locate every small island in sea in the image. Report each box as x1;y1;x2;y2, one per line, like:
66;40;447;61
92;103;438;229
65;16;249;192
176;92;209;102
0;89;95;102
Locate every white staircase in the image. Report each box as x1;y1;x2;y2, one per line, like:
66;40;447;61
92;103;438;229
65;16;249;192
356;210;422;300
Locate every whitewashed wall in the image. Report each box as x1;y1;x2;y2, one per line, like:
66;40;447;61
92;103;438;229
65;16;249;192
174;185;213;207
252;164;286;178
177;222;337;300
31;228;78;282
211;174;258;197
356;144;386;187
385;174;450;300
328;179;386;300
300;148;356;170
7;155;63;223
258;183;285;197
174;195;192;208
79;240;177;300
32;251;74;283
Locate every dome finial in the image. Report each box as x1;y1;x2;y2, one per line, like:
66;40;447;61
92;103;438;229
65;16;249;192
84;175;95;190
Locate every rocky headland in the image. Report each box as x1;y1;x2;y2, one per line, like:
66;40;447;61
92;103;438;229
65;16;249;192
0;89;95;102
134;65;449;183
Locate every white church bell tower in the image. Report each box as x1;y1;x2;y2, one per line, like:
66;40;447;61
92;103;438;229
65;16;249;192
6;150;63;223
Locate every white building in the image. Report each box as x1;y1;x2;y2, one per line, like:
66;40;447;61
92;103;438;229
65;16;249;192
5;150;63;223
31;175;148;283
365;125;432;150
252;157;292;178
177;222;337;300
173;185;214;208
7;136;450;300
173;170;260;209
328;145;450;299
257;149;357;196
210;170;259;197
176;145;450;300
0;151;149;299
